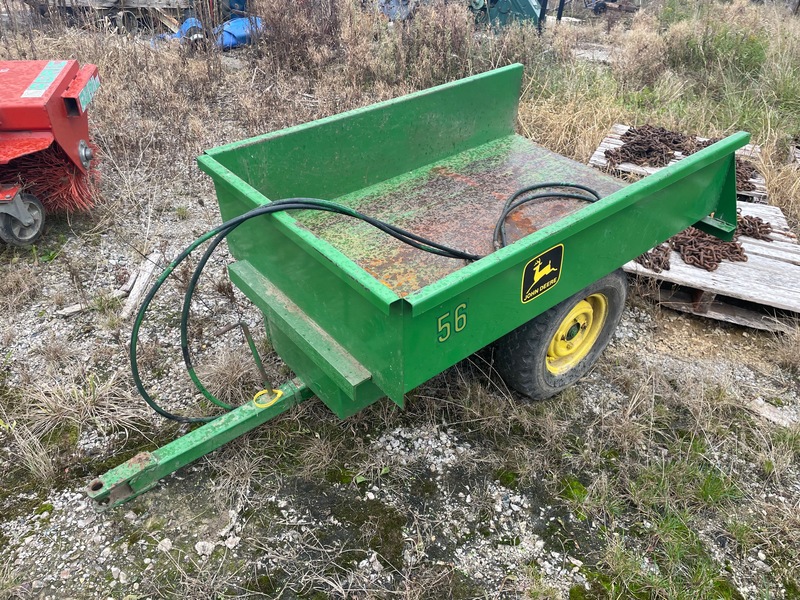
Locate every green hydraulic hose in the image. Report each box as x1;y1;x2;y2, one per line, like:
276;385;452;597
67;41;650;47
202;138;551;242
133;198;480;424
180;198;482;410
134;186;601;424
130;227;225;423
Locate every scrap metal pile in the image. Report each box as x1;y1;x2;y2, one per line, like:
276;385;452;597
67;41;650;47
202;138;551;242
635;213;773;272
605;124;771;272
604;124;757;193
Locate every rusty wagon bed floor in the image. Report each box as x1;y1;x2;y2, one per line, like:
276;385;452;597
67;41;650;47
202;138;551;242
296;135;625;297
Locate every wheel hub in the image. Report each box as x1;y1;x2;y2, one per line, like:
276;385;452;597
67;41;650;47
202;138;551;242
564;323;581;341
546;293;609;375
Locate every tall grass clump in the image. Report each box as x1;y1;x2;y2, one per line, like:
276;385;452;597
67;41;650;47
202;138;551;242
611;14;667;90
519;61;627;161
664;19;767;78
252;0;342;70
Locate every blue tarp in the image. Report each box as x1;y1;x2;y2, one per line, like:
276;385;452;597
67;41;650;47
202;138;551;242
155;16;264;50
216;17;263;49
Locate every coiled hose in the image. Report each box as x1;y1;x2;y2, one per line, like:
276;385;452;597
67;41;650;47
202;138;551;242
132;185;599;423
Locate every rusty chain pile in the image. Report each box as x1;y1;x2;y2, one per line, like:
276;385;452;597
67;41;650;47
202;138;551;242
604;126;758;193
633;214;773;273
670;227;747;270
604;124;771;272
604;125;685;167
735;157;757;192
632;243;672;271
737;213;773;240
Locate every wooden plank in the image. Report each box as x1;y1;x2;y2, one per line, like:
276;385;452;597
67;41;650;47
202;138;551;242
56;289;128;318
153;6;180;31
64;0;117;7
744;398;798;427
624;252;800;313
656;288;791;333
46;0;189;7
121;251;163;320
737;240;800;266
742;234;799;250
124;0;190;7
690;289;716;314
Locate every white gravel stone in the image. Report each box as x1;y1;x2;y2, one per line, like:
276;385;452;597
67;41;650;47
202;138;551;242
195;541;215;556
224;536;241;550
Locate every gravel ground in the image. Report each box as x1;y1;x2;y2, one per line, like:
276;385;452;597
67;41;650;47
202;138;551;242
2;270;799;598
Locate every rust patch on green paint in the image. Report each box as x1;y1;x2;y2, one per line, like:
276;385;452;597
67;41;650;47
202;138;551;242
296;136;624;297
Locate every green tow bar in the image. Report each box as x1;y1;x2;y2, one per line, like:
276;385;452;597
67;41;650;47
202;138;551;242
85;380;312;510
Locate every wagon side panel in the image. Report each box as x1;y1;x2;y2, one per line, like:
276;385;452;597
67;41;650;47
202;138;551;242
401;144;745;391
204;64;524;202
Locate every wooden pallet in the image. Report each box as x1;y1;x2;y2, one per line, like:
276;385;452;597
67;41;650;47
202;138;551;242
590;124;768;203
623;202;800;332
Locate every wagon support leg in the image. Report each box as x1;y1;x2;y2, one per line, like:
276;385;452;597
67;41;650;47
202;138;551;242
86;379;312;510
694;153;739;241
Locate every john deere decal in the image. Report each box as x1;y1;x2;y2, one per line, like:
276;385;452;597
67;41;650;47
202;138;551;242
521;244;563;304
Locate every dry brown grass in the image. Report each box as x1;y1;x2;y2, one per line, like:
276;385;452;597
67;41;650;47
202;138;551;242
196;347;264;407
0;265;38;312
23;369;148;439
0;403;57;483
34;334;79;375
610;13;667;89
0;562;23;600
518;81;629;163
760;149;800;231
771;323;800;375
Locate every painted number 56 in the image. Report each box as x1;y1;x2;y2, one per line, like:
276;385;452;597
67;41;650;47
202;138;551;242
437;303;467;342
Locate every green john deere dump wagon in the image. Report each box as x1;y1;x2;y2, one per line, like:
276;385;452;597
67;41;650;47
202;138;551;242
87;63;746;508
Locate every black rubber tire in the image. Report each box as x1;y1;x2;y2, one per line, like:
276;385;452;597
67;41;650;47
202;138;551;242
494;269;627;400
0;193;46;247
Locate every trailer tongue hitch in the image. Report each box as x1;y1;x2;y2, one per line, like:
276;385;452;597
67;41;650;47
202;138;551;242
86;380;312;510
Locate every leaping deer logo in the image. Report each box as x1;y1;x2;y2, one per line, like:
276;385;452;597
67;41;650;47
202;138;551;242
533;257;557;283
525;258;558;296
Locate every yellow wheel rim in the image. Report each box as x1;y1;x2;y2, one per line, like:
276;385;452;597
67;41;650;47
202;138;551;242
546;293;608;376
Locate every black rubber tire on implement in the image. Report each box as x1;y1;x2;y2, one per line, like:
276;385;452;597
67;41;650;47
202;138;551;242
0;193;46;247
494;269;627;401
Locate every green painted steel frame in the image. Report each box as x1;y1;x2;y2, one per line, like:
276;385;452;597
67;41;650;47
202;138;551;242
198;64;747;421
85;380;312;509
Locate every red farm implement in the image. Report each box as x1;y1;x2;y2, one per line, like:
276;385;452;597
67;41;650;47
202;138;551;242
0;60;100;246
